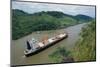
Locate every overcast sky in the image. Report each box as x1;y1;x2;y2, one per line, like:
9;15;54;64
12;1;95;18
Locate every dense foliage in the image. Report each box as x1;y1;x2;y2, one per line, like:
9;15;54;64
48;47;72;63
72;20;96;61
12;9;93;40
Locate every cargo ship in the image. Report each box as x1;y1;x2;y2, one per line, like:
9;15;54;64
24;33;68;57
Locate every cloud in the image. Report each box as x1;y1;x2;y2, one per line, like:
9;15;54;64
12;1;95;17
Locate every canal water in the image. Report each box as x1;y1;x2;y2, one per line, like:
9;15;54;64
11;23;86;65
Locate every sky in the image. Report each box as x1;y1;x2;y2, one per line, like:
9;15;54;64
12;1;96;18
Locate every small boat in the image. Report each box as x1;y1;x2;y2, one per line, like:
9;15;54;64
24;33;68;57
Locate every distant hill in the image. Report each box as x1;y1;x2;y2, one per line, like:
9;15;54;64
13;9;93;21
75;14;93;22
12;9;93;40
12;9;28;16
33;11;67;18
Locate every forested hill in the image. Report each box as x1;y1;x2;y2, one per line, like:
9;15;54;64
12;9;93;40
75;14;93;22
13;9;93;21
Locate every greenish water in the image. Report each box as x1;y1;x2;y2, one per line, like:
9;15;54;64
11;23;86;65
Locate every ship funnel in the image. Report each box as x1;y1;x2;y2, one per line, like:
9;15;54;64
26;41;31;50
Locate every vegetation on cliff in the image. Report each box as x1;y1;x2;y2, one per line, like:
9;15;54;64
71;20;96;61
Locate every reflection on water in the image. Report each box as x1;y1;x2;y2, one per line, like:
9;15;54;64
11;23;86;65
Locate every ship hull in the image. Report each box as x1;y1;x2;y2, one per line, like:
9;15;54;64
25;34;68;57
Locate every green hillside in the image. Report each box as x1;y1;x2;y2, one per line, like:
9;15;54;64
12;9;93;40
72;20;96;61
